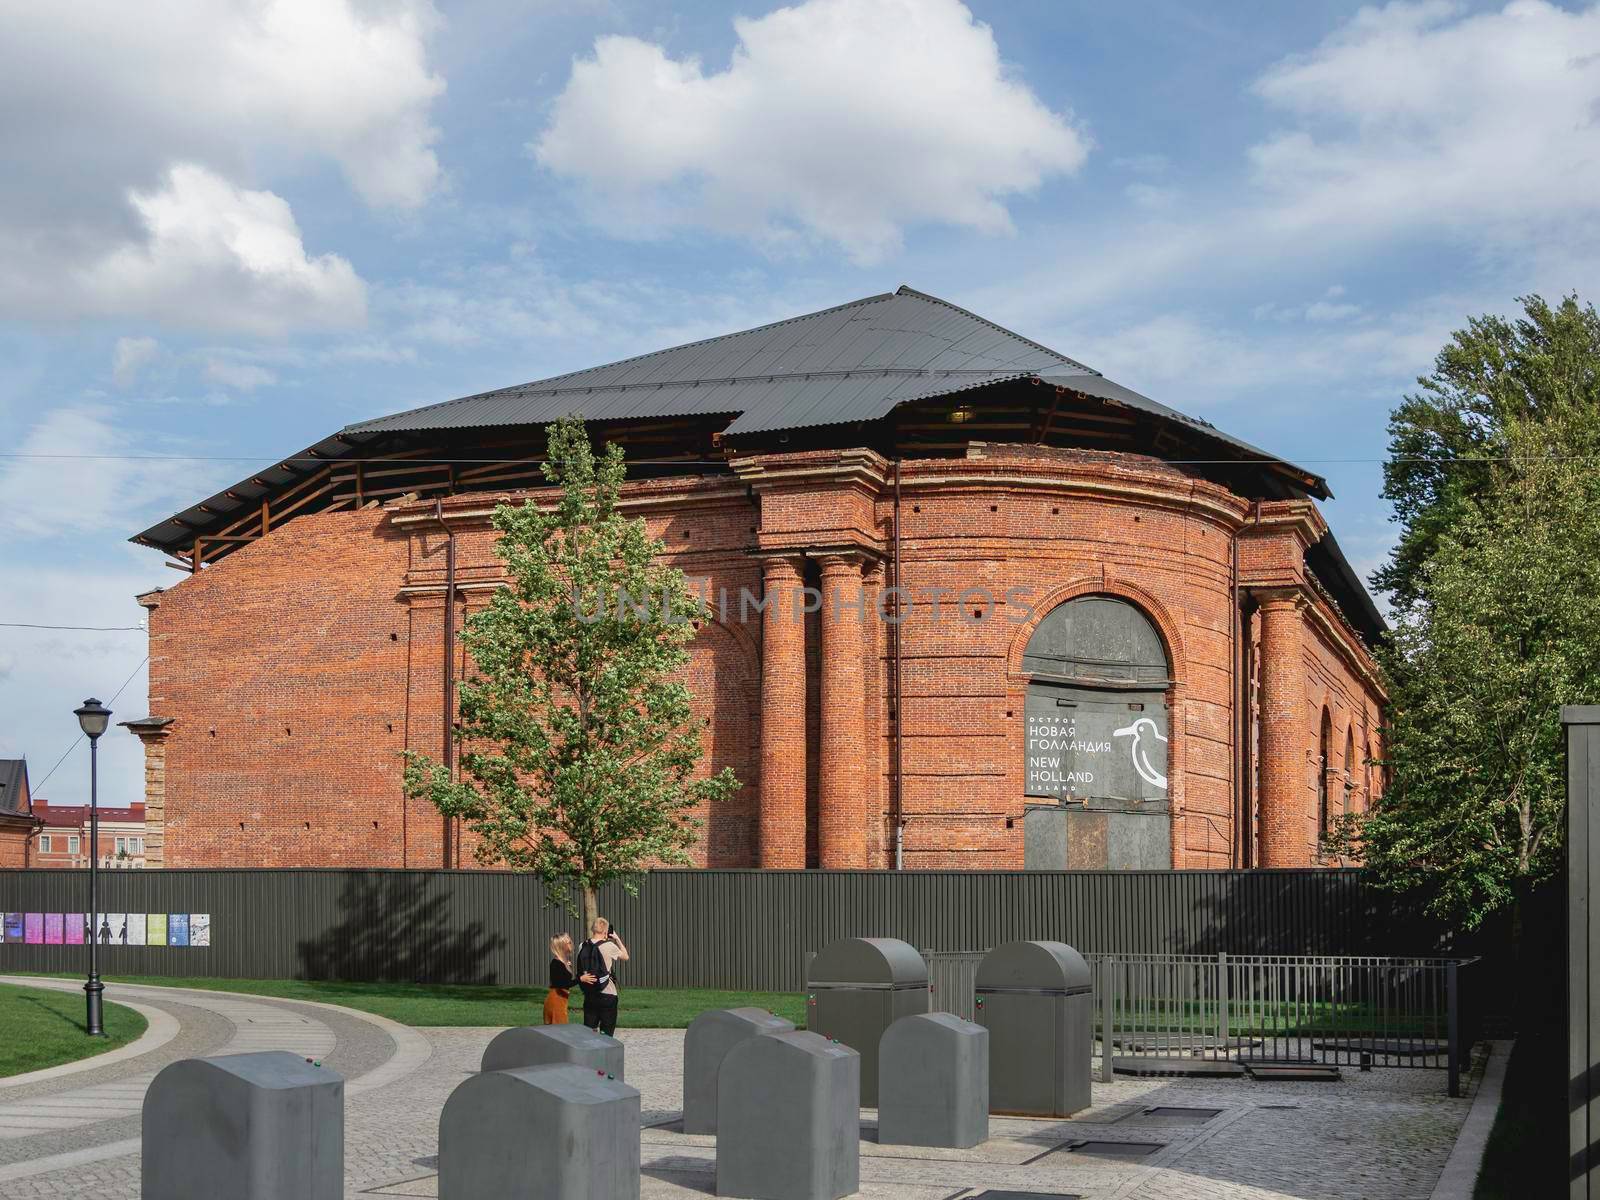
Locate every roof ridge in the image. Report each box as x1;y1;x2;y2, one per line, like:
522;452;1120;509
893;284;1101;377
345;289;901;434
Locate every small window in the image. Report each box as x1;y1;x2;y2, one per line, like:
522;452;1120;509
115;837;127;854
68;835;80;854
38;835;51;854
131;837;143;853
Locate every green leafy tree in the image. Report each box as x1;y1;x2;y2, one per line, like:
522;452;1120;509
404;416;739;925
1332;295;1600;926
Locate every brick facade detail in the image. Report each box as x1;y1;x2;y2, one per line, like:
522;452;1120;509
137;446;1384;871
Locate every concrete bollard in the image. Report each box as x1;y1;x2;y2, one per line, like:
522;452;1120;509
683;1007;795;1135
877;1012;989;1149
481;1023;625;1078
141;1051;343;1200
716;1030;859;1200
439;1064;640;1200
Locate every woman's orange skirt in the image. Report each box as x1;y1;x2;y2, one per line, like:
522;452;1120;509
542;987;570;1025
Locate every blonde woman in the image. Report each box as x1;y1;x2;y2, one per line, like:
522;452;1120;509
543;933;577;1024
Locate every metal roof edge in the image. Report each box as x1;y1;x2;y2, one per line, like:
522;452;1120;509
344;289;902;434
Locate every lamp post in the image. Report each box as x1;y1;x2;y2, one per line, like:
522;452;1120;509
74;698;110;1038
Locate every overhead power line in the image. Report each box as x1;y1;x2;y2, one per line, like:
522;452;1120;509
30;655;150;795
0;451;1592;467
0;623;144;632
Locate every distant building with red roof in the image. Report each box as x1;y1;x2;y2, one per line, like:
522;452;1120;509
31;798;146;868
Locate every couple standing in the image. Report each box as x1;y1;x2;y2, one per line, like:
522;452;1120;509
545;917;629;1035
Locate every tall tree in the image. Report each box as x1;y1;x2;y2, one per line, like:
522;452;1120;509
1375;294;1600;608
404;416;739;925
1333;295;1600;925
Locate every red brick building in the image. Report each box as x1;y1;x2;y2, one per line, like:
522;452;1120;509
30;799;147;868
0;760;38;868
129;287;1385;872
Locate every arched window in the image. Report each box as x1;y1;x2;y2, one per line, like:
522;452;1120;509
1342;725;1355;815
1021;596;1173;870
1317;709;1333;838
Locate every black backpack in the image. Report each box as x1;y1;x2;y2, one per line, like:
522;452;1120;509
575;939;609;996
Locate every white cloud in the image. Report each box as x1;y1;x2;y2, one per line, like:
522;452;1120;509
0;406;222;543
203;358;278;390
533;0;1087;262
112;337;161;387
0;561;160;807
0;0;443;332
72;165;367;336
1249;0;1600;243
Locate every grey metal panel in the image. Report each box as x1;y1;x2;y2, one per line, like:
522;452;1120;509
877;1012;988;1148
1023;806;1069;870
480;1024;625;1077
808;937;929;987
975;942;1093;1117
0;866;1478;992
975;940;1092;993
439;1064;640;1200
716;1031;860;1200
1568;707;1600;1198
683;1007;795;1135
142;1052;343;1200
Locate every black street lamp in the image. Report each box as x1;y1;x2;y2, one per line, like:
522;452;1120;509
74;698;110;1038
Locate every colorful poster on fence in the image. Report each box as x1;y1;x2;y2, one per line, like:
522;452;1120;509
24;914;42;944
94;913;113;944
111;914;129;945
44;914;63;945
146;914;166;945
124;914;146;946
167;914;188;947
190;914;210;947
64;914;83;946
3;913;20;944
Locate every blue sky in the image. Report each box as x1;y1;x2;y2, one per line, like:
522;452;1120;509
2;0;1597;806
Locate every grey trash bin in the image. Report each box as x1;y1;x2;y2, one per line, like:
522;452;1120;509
877;1012;988;1149
439;1063;640;1200
805;936;928;1107
683;1007;795;1135
142;1051;343;1200
716;1030;859;1200
974;940;1093;1116
481;1023;625;1078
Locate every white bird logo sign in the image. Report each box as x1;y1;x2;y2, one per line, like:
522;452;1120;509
1112;717;1168;790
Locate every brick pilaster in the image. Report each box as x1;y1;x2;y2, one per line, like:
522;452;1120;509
119;716;173;868
817;553;868;868
758;556;807;868
1255;590;1307;867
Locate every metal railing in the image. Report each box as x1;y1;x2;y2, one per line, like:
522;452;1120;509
924;949;1480;1096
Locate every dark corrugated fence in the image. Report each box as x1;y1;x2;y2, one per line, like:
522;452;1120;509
0;868;1467;990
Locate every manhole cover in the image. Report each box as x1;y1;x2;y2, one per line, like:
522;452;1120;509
1140;1106;1223;1123
969;1193;1082;1200
1247;1064;1342;1082
1069;1140;1165;1158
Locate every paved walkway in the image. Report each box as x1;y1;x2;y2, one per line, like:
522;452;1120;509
0;981;1487;1199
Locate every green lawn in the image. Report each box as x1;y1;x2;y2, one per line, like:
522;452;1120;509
0;983;147;1077
17;974;805;1029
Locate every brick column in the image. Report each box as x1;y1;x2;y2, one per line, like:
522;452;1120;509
120;716;174;868
759;557;807;868
817;553;868;868
1255;590;1306;867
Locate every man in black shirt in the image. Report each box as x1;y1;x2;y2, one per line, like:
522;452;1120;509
575;917;628;1036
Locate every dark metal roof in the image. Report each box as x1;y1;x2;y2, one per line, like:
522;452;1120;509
345;287;1325;495
0;759;30;818
131;285;1383;637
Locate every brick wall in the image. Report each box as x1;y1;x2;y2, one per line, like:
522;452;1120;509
0;826;29;868
140;447;1384;871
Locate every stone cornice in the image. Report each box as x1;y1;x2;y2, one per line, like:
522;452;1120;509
729;447;889;492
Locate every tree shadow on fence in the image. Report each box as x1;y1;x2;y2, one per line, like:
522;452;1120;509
296;872;507;985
